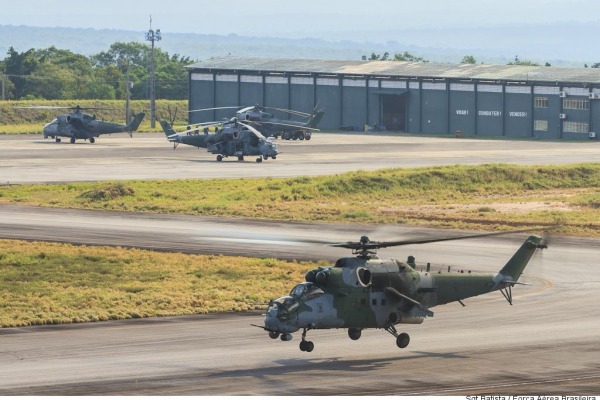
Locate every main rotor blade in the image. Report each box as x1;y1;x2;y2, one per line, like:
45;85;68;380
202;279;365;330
14;106;72;110
262;106;312;118
331;228;550;250
238;121;267;141
14;105;119;111
188;106;241;113
172;121;223;129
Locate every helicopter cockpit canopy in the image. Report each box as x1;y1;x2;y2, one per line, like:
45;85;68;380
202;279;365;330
267;283;324;321
289;282;324;301
267;296;298;320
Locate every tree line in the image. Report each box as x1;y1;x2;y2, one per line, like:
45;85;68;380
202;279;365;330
361;52;558;66
362;51;600;68
0;42;193;101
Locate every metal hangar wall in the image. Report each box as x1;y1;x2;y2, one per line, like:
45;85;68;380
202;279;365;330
187;57;600;140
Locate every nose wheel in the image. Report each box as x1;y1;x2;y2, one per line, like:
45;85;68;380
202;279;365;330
386;325;410;349
299;327;314;352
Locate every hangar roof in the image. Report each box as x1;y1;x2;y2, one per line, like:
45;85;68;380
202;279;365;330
188;56;600;85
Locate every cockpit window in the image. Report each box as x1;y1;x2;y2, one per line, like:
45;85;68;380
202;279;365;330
289;282;324;301
268;296;299;321
266;303;278;317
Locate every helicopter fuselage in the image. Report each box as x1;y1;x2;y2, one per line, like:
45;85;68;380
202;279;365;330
261;235;545;352
162;120;278;162
43;112;144;143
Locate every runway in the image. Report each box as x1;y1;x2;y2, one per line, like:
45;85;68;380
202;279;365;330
1;132;599;394
1;132;599;183
0;205;600;394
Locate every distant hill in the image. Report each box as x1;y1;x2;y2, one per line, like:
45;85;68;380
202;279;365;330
0;24;597;67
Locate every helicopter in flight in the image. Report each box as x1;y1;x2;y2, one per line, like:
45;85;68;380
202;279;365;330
15;105;145;144
189;104;324;140
255;230;548;352
160;117;278;162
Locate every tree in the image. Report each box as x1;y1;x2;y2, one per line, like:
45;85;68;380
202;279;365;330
91;41;192;100
393;51;428;62
362;51;428;62
461;55;476;64
3;47;39;99
0;42;193;100
507;55;539;66
362;52;389;61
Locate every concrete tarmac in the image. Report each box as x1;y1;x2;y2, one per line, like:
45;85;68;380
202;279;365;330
0;206;599;395
1;132;599;183
0;132;599;394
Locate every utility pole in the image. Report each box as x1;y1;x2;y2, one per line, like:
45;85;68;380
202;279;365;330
145;15;161;128
1;75;5;101
125;60;131;124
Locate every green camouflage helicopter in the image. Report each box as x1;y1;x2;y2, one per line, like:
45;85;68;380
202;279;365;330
160;117;278;163
256;231;547;352
16;105;145;143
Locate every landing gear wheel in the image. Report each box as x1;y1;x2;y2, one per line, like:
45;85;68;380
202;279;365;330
396;332;410;348
305;132;312;140
89;137;95;144
256;157;262;163
299;327;314;352
280;333;292;341
348;328;362;340
70;137;76;144
268;331;279;340
263;155;269;160
55;138;61;143
300;340;314;352
237;156;244;161
217;155;223;162
271;156;276;160
283;132;290;140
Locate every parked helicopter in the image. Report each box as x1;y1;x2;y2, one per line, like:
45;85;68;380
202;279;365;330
15;105;145;143
188;104;324;140
159;117;278;162
255;230;547;352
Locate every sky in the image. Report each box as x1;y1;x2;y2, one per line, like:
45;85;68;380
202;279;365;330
1;0;599;41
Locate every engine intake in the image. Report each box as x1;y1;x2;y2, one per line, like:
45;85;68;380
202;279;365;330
356;267;372;287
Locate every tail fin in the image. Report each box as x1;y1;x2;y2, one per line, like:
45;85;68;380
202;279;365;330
498;235;545;281
308;109;325;128
159;120;178;137
126;112;145;132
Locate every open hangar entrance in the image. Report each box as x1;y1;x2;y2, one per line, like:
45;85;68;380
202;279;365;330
380;93;408;132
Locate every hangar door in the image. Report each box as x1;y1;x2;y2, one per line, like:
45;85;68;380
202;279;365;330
381;94;407;132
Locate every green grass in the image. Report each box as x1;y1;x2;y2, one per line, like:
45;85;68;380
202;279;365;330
0;239;314;327
0;163;599;236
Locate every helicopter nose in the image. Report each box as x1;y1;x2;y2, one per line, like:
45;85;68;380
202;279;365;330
263;314;279;331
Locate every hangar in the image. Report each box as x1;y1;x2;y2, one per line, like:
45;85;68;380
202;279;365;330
187;56;600;140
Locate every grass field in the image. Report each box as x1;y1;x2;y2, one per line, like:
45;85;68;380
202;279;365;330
0;163;599;236
0;239;314;328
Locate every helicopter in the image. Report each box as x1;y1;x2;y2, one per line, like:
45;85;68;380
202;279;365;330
255;230;548;353
159;117;278;163
188;104;324;140
15;105;145;144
